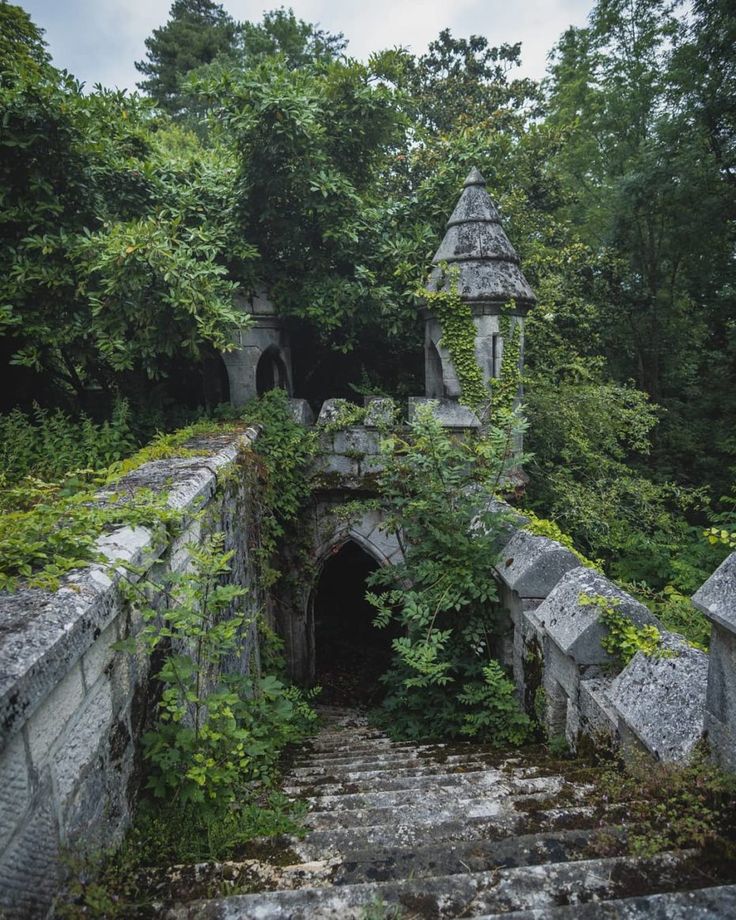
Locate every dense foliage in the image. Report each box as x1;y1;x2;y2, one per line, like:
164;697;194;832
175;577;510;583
366;403;531;742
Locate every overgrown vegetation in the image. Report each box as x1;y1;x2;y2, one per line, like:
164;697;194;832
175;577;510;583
423;271;487;411
596;747;736;859
579;592;665;668
60;497;317;917
366;402;530;742
0;405;240;591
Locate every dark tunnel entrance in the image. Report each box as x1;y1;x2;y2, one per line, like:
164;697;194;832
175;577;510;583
313;541;395;706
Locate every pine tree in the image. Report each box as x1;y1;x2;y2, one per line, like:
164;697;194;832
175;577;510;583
135;0;238;115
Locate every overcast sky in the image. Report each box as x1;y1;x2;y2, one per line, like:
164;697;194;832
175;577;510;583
21;1;593;92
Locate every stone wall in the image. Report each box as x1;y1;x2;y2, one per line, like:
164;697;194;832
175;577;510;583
0;431;258;919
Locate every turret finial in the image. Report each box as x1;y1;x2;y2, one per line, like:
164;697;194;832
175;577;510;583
463;167;486;187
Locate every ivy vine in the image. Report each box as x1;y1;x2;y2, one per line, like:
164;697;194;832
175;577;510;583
490;307;523;424
422;265;487;412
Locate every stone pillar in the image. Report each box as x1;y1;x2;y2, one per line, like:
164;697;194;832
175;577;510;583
221;290;293;407
693;552;736;771
422;168;535;405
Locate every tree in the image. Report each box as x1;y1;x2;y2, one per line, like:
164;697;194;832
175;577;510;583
203;56;406;363
135;0;238;116
0;1;49;69
544;0;736;493
390;28;540;136
1;20;250;405
239;7;346;70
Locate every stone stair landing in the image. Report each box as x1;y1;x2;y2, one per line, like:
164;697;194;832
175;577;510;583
164;707;736;919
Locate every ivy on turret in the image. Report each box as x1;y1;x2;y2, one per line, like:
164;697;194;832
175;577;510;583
490;304;523;424
422;266;487;412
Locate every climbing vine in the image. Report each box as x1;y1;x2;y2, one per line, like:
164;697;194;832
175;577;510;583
579;592;666;668
522;509;602;570
241;390;318;589
422;265;487;411
489;306;523;424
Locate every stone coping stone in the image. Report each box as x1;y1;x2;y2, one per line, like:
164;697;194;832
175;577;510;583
288;398;315;427
579;677;618;737
609;633;708;761
407;397;481;429
495;530;581;599
0;433;250;754
316;398;361;427
363;398;397;429
536;568;658;667
692;551;736;633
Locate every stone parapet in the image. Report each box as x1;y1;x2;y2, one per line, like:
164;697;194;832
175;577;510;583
0;432;257;919
491;506;714;764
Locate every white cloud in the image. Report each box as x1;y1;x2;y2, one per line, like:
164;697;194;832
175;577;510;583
21;0;593;92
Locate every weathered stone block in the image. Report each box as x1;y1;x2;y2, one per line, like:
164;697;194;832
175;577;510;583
692;551;736;633
706;626;736;727
579;678;618;740
170;517;204;573
364;398;397;428
332;428;379;456
52;678;114;808
536;567;658;668
314;453;360;478
0;788;59;920
495;530;581;599
97;525;155;570
692;552;736;769
81;620;119;690
566;694;581;748
316;399;355;426
26;662;85;768
543;638;587;699
288;398;314;427
407;397;481;429
0;732;30;851
706;712;736;774
609;634;708;762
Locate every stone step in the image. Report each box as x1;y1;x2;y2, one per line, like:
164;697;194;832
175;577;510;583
162;851;704;919
302;785;586;832
300;773;565;812
287;756;504;782
329;826;625;885
285;759;544;787
292;806;600;857
284;767;594;800
290;748;524;775
283;767;517;797
296;742;518;766
473;884;736;918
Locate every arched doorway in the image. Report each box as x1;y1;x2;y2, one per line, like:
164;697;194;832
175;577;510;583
312;540;395;706
256;346;289;396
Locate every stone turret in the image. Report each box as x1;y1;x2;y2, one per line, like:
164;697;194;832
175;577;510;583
424;168;535;400
222;290;293;407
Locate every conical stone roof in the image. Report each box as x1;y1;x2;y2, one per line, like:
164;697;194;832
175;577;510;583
427;168;536;309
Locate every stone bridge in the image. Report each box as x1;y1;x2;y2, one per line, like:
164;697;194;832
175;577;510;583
2;169;736;916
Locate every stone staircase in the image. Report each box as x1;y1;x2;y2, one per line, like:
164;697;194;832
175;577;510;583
164;707;736;919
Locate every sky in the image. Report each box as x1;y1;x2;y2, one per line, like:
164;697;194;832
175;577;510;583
20;0;594;92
